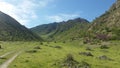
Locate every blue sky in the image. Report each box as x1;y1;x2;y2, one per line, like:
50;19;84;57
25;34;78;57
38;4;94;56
0;0;116;28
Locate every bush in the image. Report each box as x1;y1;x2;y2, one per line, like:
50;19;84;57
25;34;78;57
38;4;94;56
65;54;74;62
62;54;79;67
86;47;93;51
0;45;1;49
54;46;62;49
79;52;93;56
40;42;43;45
83;37;91;44
95;33;110;41
62;54;91;68
63;41;66;43
78;61;91;68
26;50;37;53
54;41;57;43
100;45;109;49
34;46;41;49
98;55;113;61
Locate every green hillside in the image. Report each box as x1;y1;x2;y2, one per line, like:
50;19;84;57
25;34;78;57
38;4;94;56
0;11;43;41
88;0;120;41
31;18;90;41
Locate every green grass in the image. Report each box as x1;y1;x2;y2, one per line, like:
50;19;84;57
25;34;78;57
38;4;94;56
0;41;120;68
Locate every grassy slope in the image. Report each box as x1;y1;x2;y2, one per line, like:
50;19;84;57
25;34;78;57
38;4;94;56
0;41;119;68
51;22;89;41
88;0;120;40
0;11;42;41
31;18;89;41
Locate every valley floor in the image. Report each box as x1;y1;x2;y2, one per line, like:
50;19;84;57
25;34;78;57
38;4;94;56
0;41;120;68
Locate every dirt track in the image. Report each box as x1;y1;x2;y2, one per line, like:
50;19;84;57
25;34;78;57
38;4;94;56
0;51;14;58
0;51;21;68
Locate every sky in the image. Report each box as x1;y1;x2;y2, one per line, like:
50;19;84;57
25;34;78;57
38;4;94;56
0;0;116;28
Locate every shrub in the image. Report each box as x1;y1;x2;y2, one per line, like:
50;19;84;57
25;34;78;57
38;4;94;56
0;45;1;49
55;54;91;68
45;44;48;46
95;33;110;41
79;52;93;57
63;41;66;43
34;46;41;49
78;61;91;68
54;46;62;49
86;47;93;51
98;55;113;61
62;54;79;67
100;45;109;49
54;41;57;43
83;37;91;44
40;42;43;45
26;50;37;53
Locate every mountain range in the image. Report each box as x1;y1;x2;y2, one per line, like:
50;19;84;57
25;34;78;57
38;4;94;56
31;18;90;41
0;0;119;42
31;0;120;42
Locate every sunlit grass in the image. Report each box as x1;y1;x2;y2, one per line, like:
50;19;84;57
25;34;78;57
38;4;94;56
0;41;120;68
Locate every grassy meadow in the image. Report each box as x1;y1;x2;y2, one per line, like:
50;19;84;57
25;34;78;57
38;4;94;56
0;40;120;68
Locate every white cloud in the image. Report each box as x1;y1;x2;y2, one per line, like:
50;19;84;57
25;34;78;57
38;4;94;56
0;0;54;25
47;13;80;22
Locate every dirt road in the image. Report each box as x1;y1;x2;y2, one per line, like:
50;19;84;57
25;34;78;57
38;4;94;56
0;51;14;58
0;51;21;68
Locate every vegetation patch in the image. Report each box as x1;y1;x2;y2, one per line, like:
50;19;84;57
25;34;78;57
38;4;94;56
98;55;113;61
26;50;37;53
86;47;93;51
57;54;91;68
100;45;109;49
79;52;93;57
34;46;41;49
53;46;62;49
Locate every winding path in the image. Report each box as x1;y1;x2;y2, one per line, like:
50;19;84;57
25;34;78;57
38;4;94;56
0;51;21;68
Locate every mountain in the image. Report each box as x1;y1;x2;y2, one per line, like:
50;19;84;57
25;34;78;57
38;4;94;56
31;18;90;41
88;0;120;40
31;22;58;36
0;11;43;41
